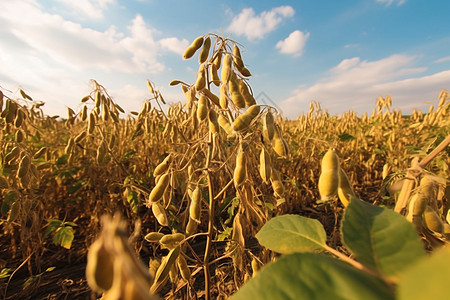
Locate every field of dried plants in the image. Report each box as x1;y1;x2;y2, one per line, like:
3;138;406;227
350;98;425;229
1;34;449;300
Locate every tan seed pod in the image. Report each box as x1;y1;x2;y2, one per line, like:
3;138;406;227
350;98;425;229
202;88;220;107
221;54;232;84
177;255;191;281
337;167;356;207
101;102;109;121
259;147;272;183
232;105;260;131
65;137;74;155
185;217;198;236
80;105;88;121
234;145;246;187
199;36;211;64
81;95;91;102
159;233;185;246
423;205;444;234
144;232;165;243
33;146;47;159
74;131;87;143
169;80;182;86
197;94;208;122
151;245;180;293
88;112;96;134
149;173;170;203
15;129;24;143
195;64;207;91
318;149;340;200
208;109;220;134
19;89;32;100
238;79;256;106
94;90;101;108
189;186;202;223
210;63;220;86
5;147;21;163
232;45;245;69
218;114;232;135
151;202;169;226
14;109;24;127
183;36;204;59
85;238;115;292
270;169;285;197
251;257;260;276
154;155;171;177
219;84;229;109
236;65;252;77
229;74;246;109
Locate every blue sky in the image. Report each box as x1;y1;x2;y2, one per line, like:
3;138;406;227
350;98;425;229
1;0;449;119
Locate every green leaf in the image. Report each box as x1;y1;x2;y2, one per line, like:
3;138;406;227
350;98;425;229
53;226;74;249
338;133;355;142
398;247;450;300
231;253;395;300
44;219;63;238
256;215;327;253
127;190;139;213
341;197;425;279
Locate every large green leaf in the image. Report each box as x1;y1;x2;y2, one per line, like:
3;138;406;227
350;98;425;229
256;214;327;253
397;247;450;300
231;252;395;300
341;197;425;279
53;226;74;249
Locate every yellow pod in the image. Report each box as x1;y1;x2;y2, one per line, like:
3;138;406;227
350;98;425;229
236;64;252;77
219;84;228;109
80;105;88;121
199;36;211;64
232;45;244;69
272;133;288;157
263;112;275;141
208;109;220;134
234;145;246;187
5;146;21;163
232;105;260;131
177;255;191;281
210;63;220;86
321;149;340;171
149;258;161;278
74;131;87;143
185;217;198;236
213;52;222;69
270;169;285;197
88;112;96;134
189;186;202;223
144;232;165;243
151;202;169;226
221;54;232;84
94;90;101;108
15;129;24;143
151;245;180;293
238;79;256;106
423;205;444;234
202;88;220;107
14;109;24;127
259;147;272;183
65;137;74;155
229;75;245;109
149;173;170;203
197;94;208;122
154;154;171;177
195;64;206;91
318;170;339;201
86;239;114;292
160;233;185;246
218;114;232;135
337;167;356;207
183;36;204;59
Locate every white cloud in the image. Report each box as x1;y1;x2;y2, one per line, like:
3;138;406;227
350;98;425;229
0;1;187;116
56;0;116;20
434;56;450;63
227;6;295;40
276;30;310;57
280;55;450;119
376;0;407;6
